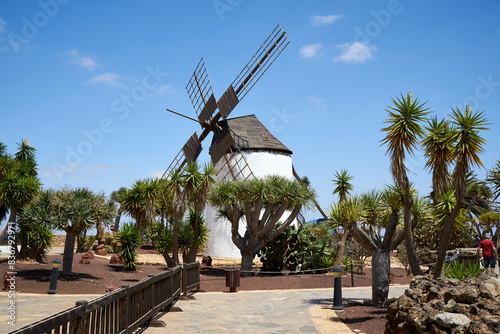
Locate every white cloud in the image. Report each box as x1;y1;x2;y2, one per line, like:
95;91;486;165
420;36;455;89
305;95;327;109
88;72;127;89
86;164;111;171
333;42;377;64
67;48;101;72
150;84;176;97
150;169;165;178
0;18;7;34
311;15;344;26
299;43;323;59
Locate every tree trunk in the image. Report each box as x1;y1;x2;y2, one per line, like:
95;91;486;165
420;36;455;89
19;242;28;260
434;204;462;279
371;249;391;307
186;245;198;263
161;252;175;268
115;207;122;232
8;208;19;259
241;251;254;277
403;197;423;276
172;214;180;265
63;230;77;274
334;230;349;266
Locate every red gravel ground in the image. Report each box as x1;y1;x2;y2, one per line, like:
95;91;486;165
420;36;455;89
0;250;412;334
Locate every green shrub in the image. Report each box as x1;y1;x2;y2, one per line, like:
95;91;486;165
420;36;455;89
18;222;53;262
445;260;485;279
114;223;141;271
105;245;115;254
259;223;335;272
319;254;336;269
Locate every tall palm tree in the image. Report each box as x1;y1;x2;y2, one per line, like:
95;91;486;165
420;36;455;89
331;169;354;266
110;187;128;232
0;140;41;254
381;91;429;276
182;161;216;262
332;169;354;203
421;117;454;203
168;167;187;265
434;104;489;278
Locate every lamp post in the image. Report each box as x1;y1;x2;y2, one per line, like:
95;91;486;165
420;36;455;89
332;266;343;311
47;258;61;294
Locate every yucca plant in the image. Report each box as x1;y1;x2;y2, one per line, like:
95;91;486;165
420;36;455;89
343;254;354;271
319;254;336;270
445;259;485;279
114;223;141;271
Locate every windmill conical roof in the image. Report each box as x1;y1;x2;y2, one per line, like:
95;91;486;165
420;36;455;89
217;114;292;155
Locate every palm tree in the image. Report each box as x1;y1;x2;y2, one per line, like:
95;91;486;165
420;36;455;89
329;188;409;307
209;175;314;275
331;169;354;266
381;91;429;276
52;188;116;274
421;117;454;203
0;140;41;255
110;187;128;232
434;105;489;278
94;194;118;243
332;169;354;202
167;167;187;265
17;190;56;261
179;208;210;263
182;161;216;262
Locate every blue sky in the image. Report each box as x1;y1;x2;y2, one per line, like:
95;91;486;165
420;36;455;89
1;1;500;222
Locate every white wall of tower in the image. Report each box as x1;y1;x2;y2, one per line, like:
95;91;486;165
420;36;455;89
205;150;294;258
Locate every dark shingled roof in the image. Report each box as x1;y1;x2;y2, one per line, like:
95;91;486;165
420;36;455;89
215;114;292;155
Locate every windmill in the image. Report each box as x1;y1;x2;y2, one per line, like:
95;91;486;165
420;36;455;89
164;24;328;257
163;24;289;180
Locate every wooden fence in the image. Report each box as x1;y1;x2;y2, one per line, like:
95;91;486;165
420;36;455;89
182;262;201;295
8;262;200;334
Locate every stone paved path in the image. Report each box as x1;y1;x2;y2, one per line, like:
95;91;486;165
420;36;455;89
141;286;408;334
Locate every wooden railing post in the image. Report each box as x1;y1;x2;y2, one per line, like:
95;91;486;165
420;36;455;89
148;274;154;318
182;264;187;296
72;300;88;334
119;285;129;332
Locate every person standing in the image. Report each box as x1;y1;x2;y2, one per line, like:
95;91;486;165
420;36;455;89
478;234;497;271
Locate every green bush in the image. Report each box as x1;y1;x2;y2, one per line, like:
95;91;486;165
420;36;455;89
18;222;53;262
319;254;336;269
259;223;335;272
114;223;141;271
445;260;485;279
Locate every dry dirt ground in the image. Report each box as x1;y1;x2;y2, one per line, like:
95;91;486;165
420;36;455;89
0;244;412;334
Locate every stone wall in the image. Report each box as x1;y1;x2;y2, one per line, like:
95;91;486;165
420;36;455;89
386;274;500;333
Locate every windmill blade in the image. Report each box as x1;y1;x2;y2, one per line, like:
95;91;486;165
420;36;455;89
212;24;290;122
209;127;235;165
216;147;255;182
162;133;202;178
231;24;289;102
186;58;217;123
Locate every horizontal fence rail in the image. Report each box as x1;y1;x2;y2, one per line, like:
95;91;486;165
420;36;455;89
8;263;198;334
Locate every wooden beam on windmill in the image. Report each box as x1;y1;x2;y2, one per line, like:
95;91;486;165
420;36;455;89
162;133;202;178
231;24;289;101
